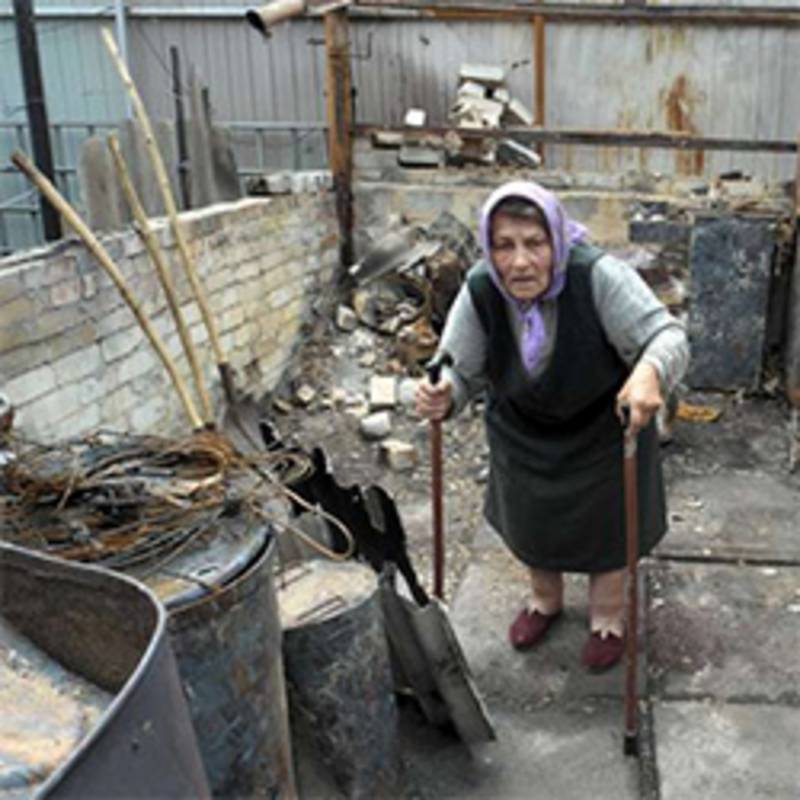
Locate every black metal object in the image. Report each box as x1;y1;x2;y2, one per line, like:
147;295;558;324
281;443;429;606
687;216;776;390
12;0;60;241
0;542;210;799
170;45;191;210
165;532;296;799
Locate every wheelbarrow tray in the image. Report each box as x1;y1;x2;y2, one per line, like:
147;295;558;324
0;543;209;799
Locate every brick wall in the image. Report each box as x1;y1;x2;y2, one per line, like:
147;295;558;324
0;194;339;439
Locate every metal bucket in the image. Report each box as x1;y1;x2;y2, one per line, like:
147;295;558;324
0;542;209;799
161;529;296;799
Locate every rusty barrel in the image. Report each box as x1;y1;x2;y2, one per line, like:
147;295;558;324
278;560;401;799
0;542;209;799
158;525;296;799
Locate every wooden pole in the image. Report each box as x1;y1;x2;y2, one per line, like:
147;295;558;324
532;11;546;162
10;150;202;430
101;28;236;405
623;426;639;756
12;0;61;241
107;134;213;423
324;8;354;269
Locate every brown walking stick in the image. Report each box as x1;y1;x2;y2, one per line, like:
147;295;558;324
622;409;640;757
425;352;453;600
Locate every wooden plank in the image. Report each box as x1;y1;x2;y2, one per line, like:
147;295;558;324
354;1;800;27
324;8;354;268
532;11;545;162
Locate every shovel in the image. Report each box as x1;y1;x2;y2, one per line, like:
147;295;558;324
378;351;494;744
101;29;263;451
621;409;640;757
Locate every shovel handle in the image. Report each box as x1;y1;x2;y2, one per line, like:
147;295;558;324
425;352;452;600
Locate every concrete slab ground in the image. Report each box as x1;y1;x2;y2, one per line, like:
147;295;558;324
396;396;800;799
293;396;800;798
656;702;800;799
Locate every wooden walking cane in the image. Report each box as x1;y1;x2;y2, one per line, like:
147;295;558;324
622;408;640;757
425;352;453;600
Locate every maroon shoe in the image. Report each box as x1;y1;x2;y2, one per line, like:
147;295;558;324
582;631;625;672
509;608;562;651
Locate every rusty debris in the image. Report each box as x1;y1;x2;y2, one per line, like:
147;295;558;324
0;429;308;573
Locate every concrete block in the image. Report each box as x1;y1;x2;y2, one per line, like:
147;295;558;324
5;363;57;405
379;439;417;471
458;63;505;86
0;272;26;306
0;295;35;329
360;410;392;440
49;278;82;307
130;395;166;432
101;328;144;363
504;98;535;126
687;216;774;390
404;108;427;127
53;344;103;383
369;375;397;409
457;80;487;99
336;304;358;332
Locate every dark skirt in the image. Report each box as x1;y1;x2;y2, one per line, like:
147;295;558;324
484;419;666;573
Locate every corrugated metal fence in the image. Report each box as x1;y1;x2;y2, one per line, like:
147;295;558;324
0;1;798;251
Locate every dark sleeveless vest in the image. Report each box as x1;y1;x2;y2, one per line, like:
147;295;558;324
467;243;666;572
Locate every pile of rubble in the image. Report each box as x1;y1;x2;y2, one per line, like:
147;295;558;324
373;62;541;169
273;211;481;473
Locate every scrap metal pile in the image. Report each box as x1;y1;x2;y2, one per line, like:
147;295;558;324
0;429;306;574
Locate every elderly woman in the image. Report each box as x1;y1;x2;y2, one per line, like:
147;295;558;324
416;181;688;672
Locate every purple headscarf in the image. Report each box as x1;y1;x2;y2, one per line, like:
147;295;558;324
477;180;589;372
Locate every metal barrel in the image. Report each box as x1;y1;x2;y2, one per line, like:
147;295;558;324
0;542;210;800
165;531;296;799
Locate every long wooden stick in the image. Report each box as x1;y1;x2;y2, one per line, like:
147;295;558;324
623;426;640;756
100;28;235;402
11;149;202;430
107;133;213;424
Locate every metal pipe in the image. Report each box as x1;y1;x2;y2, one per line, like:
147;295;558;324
3;2;800;24
12;0;61;241
113;0;131;118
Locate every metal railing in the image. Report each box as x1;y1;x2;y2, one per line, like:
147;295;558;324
0;120;328;256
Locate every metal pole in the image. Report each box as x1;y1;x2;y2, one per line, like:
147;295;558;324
170;45;191;209
114;0;132;117
12;0;61;240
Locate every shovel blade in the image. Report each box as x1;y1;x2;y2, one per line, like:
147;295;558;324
380;576;495;744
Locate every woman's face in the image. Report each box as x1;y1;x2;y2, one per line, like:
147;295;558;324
490;211;554;302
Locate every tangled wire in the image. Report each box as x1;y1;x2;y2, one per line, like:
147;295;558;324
0;429;326;575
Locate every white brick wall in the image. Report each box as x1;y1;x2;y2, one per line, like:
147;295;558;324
0;195;339;440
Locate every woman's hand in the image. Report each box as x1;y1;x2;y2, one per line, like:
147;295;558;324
616;361;662;435
415;378;453;421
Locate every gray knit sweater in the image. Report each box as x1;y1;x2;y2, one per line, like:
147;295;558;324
440;252;689;415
